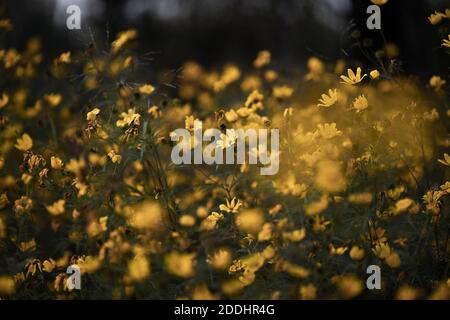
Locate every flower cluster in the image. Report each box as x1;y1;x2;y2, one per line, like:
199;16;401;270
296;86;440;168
0;10;449;300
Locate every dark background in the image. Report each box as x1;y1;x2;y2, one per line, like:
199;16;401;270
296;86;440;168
2;0;449;79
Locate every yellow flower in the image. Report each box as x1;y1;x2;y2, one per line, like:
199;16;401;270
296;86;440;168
442;35;450;48
116;108;140;127
225;109;238;123
315;160;346;193
395;285;421;300
46;199;65;216
245;90;264;109
340;67;367;85
0;193;9;210
430;75;446;90
317;122;342;139
164;251;196;278
349;246;365;260
428;11;445;25
44;93;62;107
283;228;306;242
127;255;150;281
283;107;294;117
335;275;363;298
179;214;196;227
273;86;293;99
126;201;165;230
353;95;369;112
438;153;450;166
236;107;251;118
305;56;324;81
51;156;63;170
148;105;162;119
111;29;138;54
299;284;317;300
370;0;388;5
0;93;9;109
15;133;33;151
329;244;348;256
219;197;242;213
370;69;380;80
42;259;56;273
385;252;401;268
138;84;155;95
56;51;71;64
393;198;414;215
318;89;338;107
0;19;13;31
253;50;271;68
86;108;100;121
305;195;329;216
19;239;36;252
14;196;33;214
200;212;224;231
0;276;15;296
207;248;232;270
235;208;264;235
348;192;373;205
423;190;444;216
217;129;238;149
264;70;278;82
108;150;122;164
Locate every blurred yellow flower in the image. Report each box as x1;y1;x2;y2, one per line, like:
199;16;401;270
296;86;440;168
46;199;65;216
315;160;346;193
108;150;122;164
200;212;224;231
56;51;71;64
370;69;380;80
245;90;264;109
207;248;232;270
299;284;317;300
0;93;9;109
329;244;348;256
86;108;100;121
442;35;450;48
164;251;196;278
349;246;365;260
42;259;56;273
127;255;150;281
235;208;264;235
370;0;388;5
317;89;338;107
317;122;342;139
273;85;293;99
353;95;369;112
253;50;271;68
44;93;62;107
50;156;63;170
111;29;138;54
179;214;196;227
225;109;239;123
335;275;363;298
428;11;445;25
0;276;15;295
429;75;446;90
138;84;155;95
15;133;33;151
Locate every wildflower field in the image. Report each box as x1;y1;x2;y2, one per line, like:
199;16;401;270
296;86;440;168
0;4;449;300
